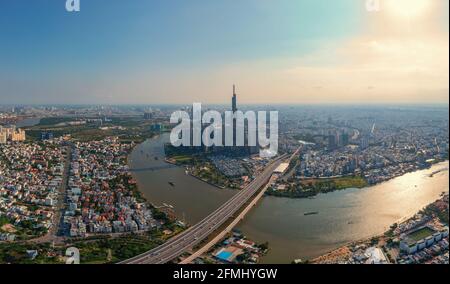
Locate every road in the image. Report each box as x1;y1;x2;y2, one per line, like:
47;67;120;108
120;154;288;264
31;145;71;244
180;175;278;264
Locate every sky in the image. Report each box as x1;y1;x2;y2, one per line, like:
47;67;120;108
0;0;448;105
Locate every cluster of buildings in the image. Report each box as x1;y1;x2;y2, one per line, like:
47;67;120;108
0;110;21;125
349;245;390;264
64;137;158;237
0;126;26;143
297;144;435;185
326;130;350;150
182;150;272;190
286;118;448;187
0;139;66;239
209;156;248;178
396;201;449;264
398;225;449;263
394;214;431;235
276;105;449;188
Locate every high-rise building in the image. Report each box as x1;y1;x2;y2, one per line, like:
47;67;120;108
0;129;6;144
341;132;349;146
232;85;237;147
0;126;26;142
328;134;337;150
232;84;237;113
11;129;26;142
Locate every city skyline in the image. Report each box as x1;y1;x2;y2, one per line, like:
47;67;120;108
0;0;448;105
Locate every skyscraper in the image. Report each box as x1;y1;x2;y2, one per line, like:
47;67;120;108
232;84;237;113
328;132;337;150
341;132;349;147
232;85;237;147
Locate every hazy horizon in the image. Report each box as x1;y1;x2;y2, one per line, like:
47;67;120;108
1;0;449;105
1;103;449;109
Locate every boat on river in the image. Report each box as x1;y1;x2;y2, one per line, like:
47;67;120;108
304;211;319;216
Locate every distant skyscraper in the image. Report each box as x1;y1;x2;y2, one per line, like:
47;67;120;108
341;132;349;146
328;134;337;150
232;85;237;147
232;85;237;113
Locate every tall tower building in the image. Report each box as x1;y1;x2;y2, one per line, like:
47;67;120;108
232;84;237;113
232;85;238;148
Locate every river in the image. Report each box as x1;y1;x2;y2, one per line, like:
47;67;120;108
15;117;41;127
129;134;449;263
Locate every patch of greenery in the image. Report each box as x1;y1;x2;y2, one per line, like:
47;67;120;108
73;233;164;264
27;116;157;143
0;215;10;227
0;242;61;264
171;155;193;164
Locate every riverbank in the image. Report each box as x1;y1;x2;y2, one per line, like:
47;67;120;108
429;167;449;177
0;116;41;127
266;175;368;199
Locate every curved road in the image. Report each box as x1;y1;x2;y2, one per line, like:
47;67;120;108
120;154;288;264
